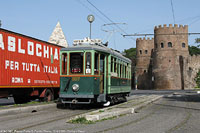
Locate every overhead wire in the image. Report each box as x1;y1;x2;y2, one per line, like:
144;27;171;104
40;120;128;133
189;17;200;26
75;0;116;41
86;0;136;41
170;0;176;24
176;15;200;24
75;0;109;26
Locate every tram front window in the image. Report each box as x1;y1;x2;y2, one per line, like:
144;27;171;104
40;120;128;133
62;53;67;74
70;53;83;74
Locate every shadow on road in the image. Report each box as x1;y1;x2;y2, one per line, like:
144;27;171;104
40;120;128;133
56;102;104;110
165;94;200;102
154;94;200;111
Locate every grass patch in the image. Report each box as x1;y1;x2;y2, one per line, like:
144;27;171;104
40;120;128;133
68;116;118;124
194;87;200;90
69;117;95;124
99;109;105;113
26;101;41;105
13;101;45;107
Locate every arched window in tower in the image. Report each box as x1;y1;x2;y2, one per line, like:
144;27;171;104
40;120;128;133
182;43;186;48
161;42;164;48
168;42;172;47
145;50;148;54
139;50;142;55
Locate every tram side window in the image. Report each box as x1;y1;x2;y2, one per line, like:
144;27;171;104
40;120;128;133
122;64;125;78
125;64;127;78
121;64;123;78
114;58;117;73
70;53;83;74
86;52;91;74
94;53;99;74
111;56;113;72
117;62;120;77
127;65;129;79
120;64;122;78
62;53;67;75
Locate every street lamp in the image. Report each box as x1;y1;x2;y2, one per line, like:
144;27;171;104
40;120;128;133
87;14;95;39
0;20;1;28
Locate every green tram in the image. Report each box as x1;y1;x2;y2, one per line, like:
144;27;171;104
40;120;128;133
59;38;131;105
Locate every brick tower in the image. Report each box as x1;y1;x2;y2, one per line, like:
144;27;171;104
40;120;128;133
136;37;154;89
152;24;189;90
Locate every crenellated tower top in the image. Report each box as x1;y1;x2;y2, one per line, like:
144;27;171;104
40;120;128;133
154;24;188;31
136;37;154;57
154;24;188;53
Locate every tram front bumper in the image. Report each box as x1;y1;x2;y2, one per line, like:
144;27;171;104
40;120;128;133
59;94;94;104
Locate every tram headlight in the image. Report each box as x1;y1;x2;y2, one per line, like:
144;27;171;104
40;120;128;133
72;84;79;92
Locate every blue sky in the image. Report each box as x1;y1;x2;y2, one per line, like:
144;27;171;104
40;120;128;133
1;0;200;51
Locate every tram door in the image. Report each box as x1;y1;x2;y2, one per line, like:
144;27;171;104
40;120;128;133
100;54;106;94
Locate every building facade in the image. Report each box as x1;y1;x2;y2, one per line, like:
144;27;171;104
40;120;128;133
136;38;154;89
136;24;200;90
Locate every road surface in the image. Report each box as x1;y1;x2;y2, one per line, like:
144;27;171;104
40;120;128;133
0;90;200;133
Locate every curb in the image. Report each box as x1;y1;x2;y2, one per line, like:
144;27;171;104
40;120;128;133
86;95;163;121
0;103;56;116
68;95;163;122
86;108;135;121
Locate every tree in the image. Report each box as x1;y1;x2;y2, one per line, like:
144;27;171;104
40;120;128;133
122;47;137;89
123;48;136;60
122;47;137;71
195;38;200;44
188;38;200;55
188;45;200;55
195;69;200;88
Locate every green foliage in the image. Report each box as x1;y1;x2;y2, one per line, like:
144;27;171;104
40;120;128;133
69;117;94;124
122;48;137;71
195;70;200;88
123;48;137;60
68;116;118;124
99;109;105;112
188;45;200;56
195;38;200;44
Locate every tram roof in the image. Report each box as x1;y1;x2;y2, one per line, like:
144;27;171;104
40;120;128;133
61;44;131;63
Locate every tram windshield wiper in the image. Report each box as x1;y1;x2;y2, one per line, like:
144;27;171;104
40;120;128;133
64;77;71;91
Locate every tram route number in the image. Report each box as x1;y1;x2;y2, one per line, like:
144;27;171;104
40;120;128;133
72;77;80;81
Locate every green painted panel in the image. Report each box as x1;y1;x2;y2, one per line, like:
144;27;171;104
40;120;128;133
111;77;131;86
108;77;131;94
60;77;100;96
110;86;131;94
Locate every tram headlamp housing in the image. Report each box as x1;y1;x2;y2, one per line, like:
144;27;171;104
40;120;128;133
72;84;79;92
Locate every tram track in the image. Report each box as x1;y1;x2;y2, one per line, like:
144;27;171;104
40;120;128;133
0;94;170;132
14;108;96;131
0;104;98;131
0;107;59;122
165;94;192;133
94;103;160;133
94;94;193;133
15;110;90;131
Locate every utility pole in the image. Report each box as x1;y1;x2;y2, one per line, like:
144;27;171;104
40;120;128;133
0;20;1;28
